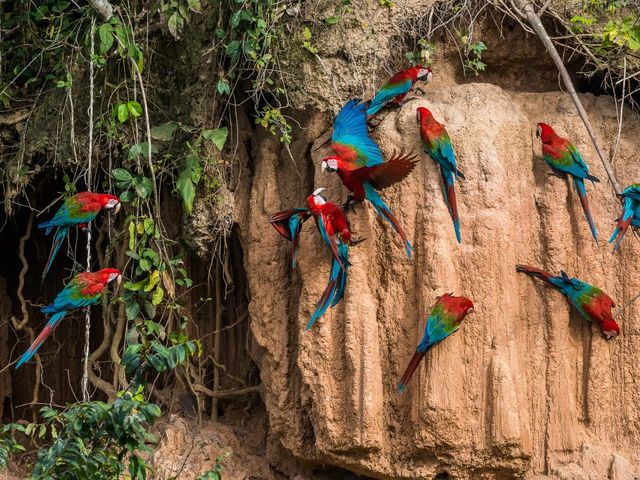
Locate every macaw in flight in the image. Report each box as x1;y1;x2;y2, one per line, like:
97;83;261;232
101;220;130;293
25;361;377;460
39;192;121;279
516;264;620;339
536;123;600;241
320;99;418;259
367;65;433;117
417;107;466;243
609;183;640;252
15;268;121;368
398;294;474;392
269;188;363;329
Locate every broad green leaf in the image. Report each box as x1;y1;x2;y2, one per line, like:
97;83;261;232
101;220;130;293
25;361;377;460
145;270;160;292
128;221;136;250
201;127;228;150
126;301;140;321
167;11;184;39
112;168;133;182
117;103;129;123
98;23;114;54
324;16;340;25
151;285;164;306
127;100;143;117
187;0;202;12
176;170;195;214
216;79;231;96
150;121;179;141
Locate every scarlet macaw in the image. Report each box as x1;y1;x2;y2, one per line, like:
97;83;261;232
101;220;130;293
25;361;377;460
536;123;599;241
321;99;417;259
367;65;432;117
39;192;121;279
516;264;619;339
15;268;121;368
398;294;474;392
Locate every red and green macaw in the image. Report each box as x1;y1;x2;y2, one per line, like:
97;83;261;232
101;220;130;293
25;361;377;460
39;192;121;279
516;264;620;339
269;189;362;329
609;183;640;252
15;268;121;368
398;293;474;392
536;123;600;241
417;107;465;243
321;99;418;259
367;65;432;117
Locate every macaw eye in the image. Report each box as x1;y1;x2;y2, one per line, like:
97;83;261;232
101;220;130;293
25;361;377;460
467;307;474;314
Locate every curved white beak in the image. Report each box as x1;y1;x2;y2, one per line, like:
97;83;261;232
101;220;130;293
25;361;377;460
115;202;121;214
313;187;326;196
321;161;327;173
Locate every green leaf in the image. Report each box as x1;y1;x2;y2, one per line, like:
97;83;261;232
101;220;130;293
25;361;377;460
117;103;129;123
98;23;114;54
187;0;202;12
176;170;196;214
150;122;179;141
127;100;143;118
324;16;340;25
225;40;240;60
216;79;231;96
112;168;133;183
151;286;164;306
201;127;228;150
168;11;184;39
128;221;136;250
143;302;157;319
126;301;140;321
145;271;160;292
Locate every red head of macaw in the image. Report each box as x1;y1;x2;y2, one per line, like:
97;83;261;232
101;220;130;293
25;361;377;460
398;293;474;392
15;268;122;368
367;65;433;117
38;192;122;279
417;107;466;243
535;122;600;241
516;264;619;339
321;99;417;259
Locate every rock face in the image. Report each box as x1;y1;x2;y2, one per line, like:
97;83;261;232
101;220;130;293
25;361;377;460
235;82;640;478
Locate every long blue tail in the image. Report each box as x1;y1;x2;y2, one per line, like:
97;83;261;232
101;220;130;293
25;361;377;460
608;198;635;252
363;182;413;260
573;177;598;241
15;311;67;368
42;227;69;279
306;244;348;330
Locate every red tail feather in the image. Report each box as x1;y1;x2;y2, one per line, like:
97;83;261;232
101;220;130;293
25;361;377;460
515;264;555;285
397;350;427;392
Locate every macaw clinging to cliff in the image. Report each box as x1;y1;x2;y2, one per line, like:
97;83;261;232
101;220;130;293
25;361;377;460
321;99;418;259
39;192;121;279
367;65;433;117
15;268;121;368
270;189;362;330
536;123;600;241
608;184;640;252
305;188;363;329
398;294;474;392
417;107;465;243
516;265;620;339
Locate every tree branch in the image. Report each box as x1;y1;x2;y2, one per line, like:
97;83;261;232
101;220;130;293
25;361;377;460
87;0;113;22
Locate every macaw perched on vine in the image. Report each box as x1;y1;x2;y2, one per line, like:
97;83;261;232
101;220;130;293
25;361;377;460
321;99;418;259
398;294;474;392
305;188;362;330
536;123;600;241
417;107;465;243
367;65;433;117
608;184;640;252
15;268;122;368
269;208;312;269
39;192;121;279
516;264;620;339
